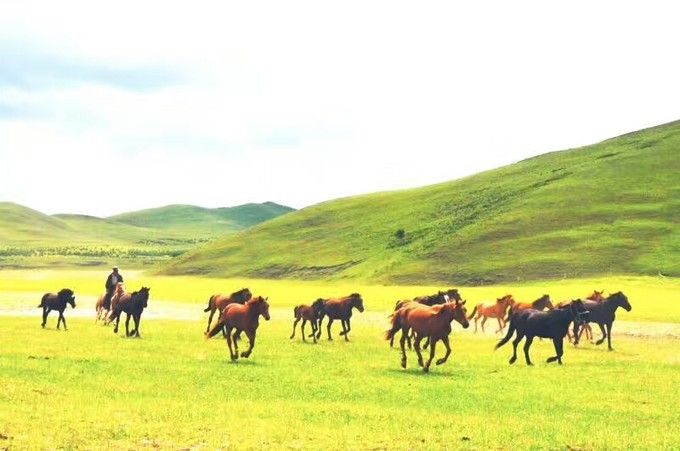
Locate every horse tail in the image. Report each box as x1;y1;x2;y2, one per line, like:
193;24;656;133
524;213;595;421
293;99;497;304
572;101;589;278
385;312;401;341
495;316;516;350
37;293;48;308
467;305;478;320
293;306;300;318
206;316;226;339
203;295;214;312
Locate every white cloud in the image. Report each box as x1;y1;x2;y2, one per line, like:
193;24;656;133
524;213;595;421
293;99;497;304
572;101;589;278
1;1;680;215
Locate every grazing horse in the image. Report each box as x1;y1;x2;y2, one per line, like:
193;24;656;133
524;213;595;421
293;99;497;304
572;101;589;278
203;288;252;335
206;296;270;361
38;289;76;330
390;291;451;348
574;292;631;351
558;290;605;343
108;287;150;337
495;300;589;365
385;299;469;372
316;293;365;341
467;294;515;333
290;298;325;343
95;282;124;323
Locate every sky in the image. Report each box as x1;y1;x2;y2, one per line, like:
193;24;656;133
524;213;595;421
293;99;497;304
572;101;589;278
1;1;679;217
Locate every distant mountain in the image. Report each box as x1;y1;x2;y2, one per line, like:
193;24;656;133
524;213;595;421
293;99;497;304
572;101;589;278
161;121;680;283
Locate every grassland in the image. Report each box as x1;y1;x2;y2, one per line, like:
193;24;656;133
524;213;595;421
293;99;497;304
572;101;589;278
1;270;679;449
163;121;680;284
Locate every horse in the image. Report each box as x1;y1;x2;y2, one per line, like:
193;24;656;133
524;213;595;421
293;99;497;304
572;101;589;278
573;291;631;351
206;296;270;361
108;287;150;337
290;298;325;343
385;299;469;372
509;294;554;314
557;290;605;343
495;300;589;365
203;288;252;335
95;282;124;324
390;291;451;348
467;294;515;334
315;293;364;341
38;288;76;330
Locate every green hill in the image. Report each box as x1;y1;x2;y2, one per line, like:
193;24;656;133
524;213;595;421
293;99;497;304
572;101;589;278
161;121;680;283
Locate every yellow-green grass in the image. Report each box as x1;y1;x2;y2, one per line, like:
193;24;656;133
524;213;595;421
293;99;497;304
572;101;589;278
1;270;679;323
1;316;679;449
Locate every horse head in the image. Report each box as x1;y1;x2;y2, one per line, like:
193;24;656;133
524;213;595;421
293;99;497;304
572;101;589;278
254;296;270;320
569;299;590;325
58;288;76;308
137;287;150;308
446;288;462;303
449;299;469;329
233;288;253;304
312;298;326;314
588;290;605;302
540;294;554;310
609;291;631;312
350;293;364;312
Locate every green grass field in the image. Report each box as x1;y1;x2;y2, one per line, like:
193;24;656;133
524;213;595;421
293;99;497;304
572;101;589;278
1;270;679;449
163;121;680;284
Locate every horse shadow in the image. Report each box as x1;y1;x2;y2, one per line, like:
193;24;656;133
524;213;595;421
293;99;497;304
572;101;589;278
385;368;450;378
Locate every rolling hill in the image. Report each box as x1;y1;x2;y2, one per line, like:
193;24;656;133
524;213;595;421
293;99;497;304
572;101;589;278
161;121;680;284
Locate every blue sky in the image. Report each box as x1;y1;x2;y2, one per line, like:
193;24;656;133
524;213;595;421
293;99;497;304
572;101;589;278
1;1;679;216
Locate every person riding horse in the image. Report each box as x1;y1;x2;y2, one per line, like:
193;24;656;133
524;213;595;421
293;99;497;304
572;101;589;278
104;266;124;310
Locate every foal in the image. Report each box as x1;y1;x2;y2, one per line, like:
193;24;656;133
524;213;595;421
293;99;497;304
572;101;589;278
290;298;325;343
206;296;270;361
467;294;515;333
38;288;76;330
316;293;364;341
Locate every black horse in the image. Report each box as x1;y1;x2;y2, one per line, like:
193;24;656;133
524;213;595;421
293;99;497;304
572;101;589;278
495;300;589;365
574;291;631;350
109;287;150;337
38;288;76;330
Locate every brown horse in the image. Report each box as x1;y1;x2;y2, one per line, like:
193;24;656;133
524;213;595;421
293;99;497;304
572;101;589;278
509;294;554;315
467;294;515;333
96;282;124;323
290;298;325;343
391;291;452;347
206;296;270;361
108;287;150;337
558;290;605;343
316;293;365;341
385;299;469;372
203;288;252;334
38;288;76;330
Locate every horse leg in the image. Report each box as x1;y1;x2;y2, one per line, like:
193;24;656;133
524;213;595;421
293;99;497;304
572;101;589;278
113;311;121;334
290;318;300;340
423;338;437;372
125;313;132;337
301;319;307;342
496;317;504;334
523;336;535;366
399;328;408;369
606;322;614;351
595;322;606;346
59;310;67;331
473;315;479;333
436;335;451;365
132;312;141;337
314;315;324;339
509;333;524;365
326;318;334;341
407;330;414;350
225;327;236;361
480;316;488;333
341;319;350;341
205;309;215;334
423;336;430;350
241;330;256;358
311;319;318;343
547;337;564;364
586;324;594;342
414;335;425;368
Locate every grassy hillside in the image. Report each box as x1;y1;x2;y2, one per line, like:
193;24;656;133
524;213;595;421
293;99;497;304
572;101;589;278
162;121;680;283
0;202;293;268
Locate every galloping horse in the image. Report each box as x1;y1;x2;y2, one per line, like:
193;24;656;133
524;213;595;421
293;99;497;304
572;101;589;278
390;291;451;348
495;300;589;365
203;288;252;334
206;296;270;361
574;292;631;351
316;293;364;341
38;288;76;330
509;294;554;315
108;287;150;337
95;282;124;323
290;298;325;343
467;294;515;333
557;290;605;343
386;299;469;372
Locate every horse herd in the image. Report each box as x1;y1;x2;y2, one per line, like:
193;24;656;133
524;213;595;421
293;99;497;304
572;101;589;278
36;283;632;372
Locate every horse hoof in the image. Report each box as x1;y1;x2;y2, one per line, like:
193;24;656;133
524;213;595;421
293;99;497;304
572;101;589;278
423;367;430;373
400;360;407;369
608;348;614;352
436;359;445;365
527;362;534;366
509;357;516;365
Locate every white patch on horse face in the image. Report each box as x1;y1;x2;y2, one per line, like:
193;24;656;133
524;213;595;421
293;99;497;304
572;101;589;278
444;294;450;303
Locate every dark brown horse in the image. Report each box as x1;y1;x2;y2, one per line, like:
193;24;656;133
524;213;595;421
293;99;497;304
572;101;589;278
206;296;270;361
108;287;150;337
38;288;76;330
495;300;589;365
467;294;515;333
573;292;631;351
385;299;469;372
316;293;364;341
203;288;252;334
557;290;605;343
290;298;325;343
95;282;124;324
